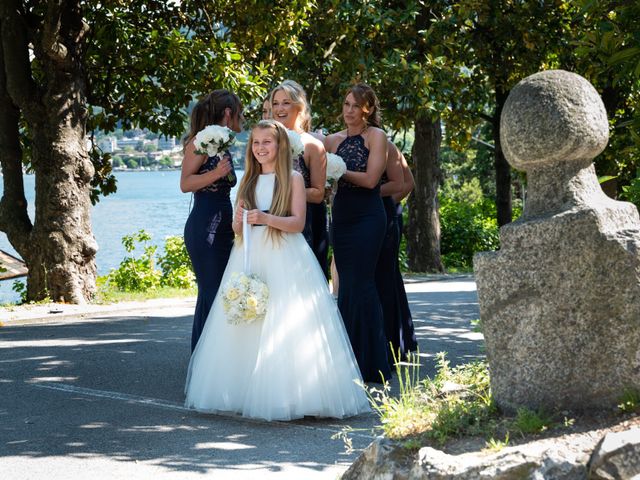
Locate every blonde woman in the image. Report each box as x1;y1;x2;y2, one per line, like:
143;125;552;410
270;80;329;277
185;120;369;421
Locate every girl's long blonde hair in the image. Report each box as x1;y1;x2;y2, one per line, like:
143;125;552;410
270;80;312;132
236;120;293;242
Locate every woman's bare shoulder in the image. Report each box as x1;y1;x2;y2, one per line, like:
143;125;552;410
324;130;347;152
301;132;325;153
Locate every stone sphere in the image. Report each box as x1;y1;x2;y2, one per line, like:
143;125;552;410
500;70;609;171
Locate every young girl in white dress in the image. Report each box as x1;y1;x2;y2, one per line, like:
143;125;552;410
184;120;370;421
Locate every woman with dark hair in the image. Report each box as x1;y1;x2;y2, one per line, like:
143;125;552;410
324;83;391;382
181;89;244;352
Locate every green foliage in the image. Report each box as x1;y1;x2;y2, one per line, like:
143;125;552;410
80;0;316;200
617;388;640;414
342;350;630;452
363;350;436;439
439;196;500;270
157;236;195;289
620;169;640;209
440;130;496;199
124;158;139;169
425;354;496;443
105;231;195;293
10;279;51;305
485;432;510;452
95;278;196;304
513;408;554;435
106;230;162;292
11;280;27;304
570;1;640;192
159;156;173;168
361;352;496;443
470;318;483;334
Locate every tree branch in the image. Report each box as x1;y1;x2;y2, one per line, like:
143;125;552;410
0;24;33;253
0;0;43;123
42;0;68;63
479;112;494;123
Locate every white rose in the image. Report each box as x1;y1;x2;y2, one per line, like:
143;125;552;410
326;153;347;184
286;129;305;158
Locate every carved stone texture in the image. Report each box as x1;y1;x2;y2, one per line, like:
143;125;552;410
473;70;640;412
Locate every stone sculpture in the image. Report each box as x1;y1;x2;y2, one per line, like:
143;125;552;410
474;69;640;411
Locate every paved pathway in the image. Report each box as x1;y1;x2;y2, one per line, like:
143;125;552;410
0;275;483;479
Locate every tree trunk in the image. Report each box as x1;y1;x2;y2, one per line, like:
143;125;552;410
494;87;512;226
0;33;32;256
407;115;444;273
0;1;97;303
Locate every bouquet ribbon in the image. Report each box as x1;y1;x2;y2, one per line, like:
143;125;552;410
242;209;251;274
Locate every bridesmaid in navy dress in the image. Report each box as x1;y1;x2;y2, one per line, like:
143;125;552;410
180;90;244;352
270;80;329;277
324;84;391;382
376;141;417;363
392;145;418;355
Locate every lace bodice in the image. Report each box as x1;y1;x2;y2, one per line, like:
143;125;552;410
293;153;311;188
336;135;378;189
197;151;237;193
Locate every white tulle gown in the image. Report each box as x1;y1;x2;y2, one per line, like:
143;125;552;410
184;173;370;421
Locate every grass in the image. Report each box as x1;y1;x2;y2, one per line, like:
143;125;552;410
353;351;591;452
618;388;640;414
93;282;196;304
485;432;510;451
513;407;554;435
349;351;640;455
2;277;196;308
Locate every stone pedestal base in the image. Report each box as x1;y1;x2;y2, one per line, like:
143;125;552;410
474;201;640;411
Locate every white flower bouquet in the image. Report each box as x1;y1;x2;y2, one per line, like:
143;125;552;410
325;153;347;186
286;129;305;158
222;272;269;325
193;125;236;157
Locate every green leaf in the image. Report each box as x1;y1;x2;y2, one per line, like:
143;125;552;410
608;47;640;66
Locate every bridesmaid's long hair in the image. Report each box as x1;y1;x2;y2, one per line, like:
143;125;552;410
347;83;382;128
236;120;293;243
183;90;242;149
270;80;312;132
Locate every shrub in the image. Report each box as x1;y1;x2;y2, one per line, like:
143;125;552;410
106;230;161;292
12;280;28;303
157;235;195;289
620;168;640;209
439;197;500;269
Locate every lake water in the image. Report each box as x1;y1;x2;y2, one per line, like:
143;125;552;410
0;170;242;303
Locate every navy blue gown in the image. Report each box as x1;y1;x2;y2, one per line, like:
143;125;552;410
184;152;236;352
375;187;417;364
394;202;418;355
293;153;329;278
331;135;391;382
